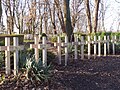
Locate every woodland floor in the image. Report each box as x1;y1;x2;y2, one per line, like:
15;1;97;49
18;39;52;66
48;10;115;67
1;55;120;90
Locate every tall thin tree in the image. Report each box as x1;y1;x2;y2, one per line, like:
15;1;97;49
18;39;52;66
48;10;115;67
0;0;2;23
64;0;73;41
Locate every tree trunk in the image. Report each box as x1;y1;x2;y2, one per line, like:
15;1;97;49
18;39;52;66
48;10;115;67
64;0;73;42
0;0;2;23
93;0;100;33
85;0;92;33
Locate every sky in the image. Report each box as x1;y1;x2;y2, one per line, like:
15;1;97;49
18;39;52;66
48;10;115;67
104;0;120;31
2;0;120;33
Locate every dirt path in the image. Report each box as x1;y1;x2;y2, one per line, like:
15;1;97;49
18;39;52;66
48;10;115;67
50;56;120;90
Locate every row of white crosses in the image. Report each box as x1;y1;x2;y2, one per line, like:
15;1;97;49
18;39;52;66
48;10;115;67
30;34;117;66
54;35;117;66
0;36;24;75
1;34;117;75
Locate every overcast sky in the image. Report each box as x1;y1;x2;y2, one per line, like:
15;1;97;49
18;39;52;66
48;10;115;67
104;0;120;31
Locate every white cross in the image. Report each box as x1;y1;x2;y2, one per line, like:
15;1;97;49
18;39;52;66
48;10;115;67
54;36;62;65
30;35;51;67
0;37;24;75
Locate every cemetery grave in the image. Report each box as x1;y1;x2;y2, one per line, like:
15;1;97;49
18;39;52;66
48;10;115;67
0;33;120;89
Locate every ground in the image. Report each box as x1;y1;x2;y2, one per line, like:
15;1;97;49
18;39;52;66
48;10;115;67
1;55;120;90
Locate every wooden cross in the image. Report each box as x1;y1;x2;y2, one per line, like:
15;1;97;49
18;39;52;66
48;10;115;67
107;36;110;54
103;36;107;56
79;36;86;59
61;35;70;66
111;35;117;55
54;36;62;64
93;36;97;59
30;35;51;67
72;35;78;60
98;36;101;56
85;35;91;59
0;37;24;75
30;34;39;62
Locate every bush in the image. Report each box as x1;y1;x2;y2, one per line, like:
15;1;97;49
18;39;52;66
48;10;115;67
25;55;51;82
49;35;57;42
19;49;56;69
0;52;4;68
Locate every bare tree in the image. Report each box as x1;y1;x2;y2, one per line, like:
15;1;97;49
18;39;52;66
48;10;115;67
14;0;27;34
3;0;16;34
93;0;100;32
63;0;73;41
84;0;92;33
55;0;65;33
71;0;84;30
45;0;57;34
0;0;2;23
84;0;101;33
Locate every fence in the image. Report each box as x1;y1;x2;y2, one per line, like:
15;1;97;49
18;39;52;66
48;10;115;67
0;34;119;75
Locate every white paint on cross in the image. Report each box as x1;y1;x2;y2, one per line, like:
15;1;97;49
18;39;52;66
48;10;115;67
93;36;97;59
98;36;101;56
78;36;85;60
54;36;62;65
87;35;91;59
30;35;51;67
72;35;78;60
0;37;24;75
103;36;107;56
61;35;69;66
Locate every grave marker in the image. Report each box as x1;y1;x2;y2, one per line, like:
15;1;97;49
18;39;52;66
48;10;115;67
80;36;85;59
0;36;24;75
98;36;101;56
54;36;62;64
88;36;91;59
104;36;107;56
93;36;97;59
61;35;69;66
30;35;51;67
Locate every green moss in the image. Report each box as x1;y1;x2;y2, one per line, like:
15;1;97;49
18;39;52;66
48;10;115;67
0;34;24;45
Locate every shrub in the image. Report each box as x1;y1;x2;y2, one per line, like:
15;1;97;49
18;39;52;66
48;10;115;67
25;55;51;82
0;52;4;68
19;49;56;69
49;35;57;42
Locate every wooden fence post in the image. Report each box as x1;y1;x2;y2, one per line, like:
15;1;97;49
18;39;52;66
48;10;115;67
13;37;19;75
112;35;116;55
94;36;97;59
57;36;61;64
88;36;90;59
65;35;68;66
30;35;50;67
98;36;101;56
107;36;110;54
35;34;39;62
81;36;84;59
54;36;62;65
104;36;107;56
42;36;47;67
5;37;10;75
74;35;78;60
